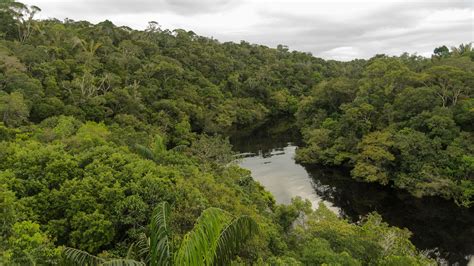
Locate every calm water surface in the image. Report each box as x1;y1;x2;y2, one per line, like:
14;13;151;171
230;119;474;266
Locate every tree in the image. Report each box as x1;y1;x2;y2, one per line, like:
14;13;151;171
287;202;434;265
450;43;473;57
4;221;62;265
0;91;29;127
63;202;258;266
0;185;18;247
433;45;449;58
134;134;167;162
309;77;356;114
0;1;17;39
300;238;360;265
424;65;468;107
187;134;235;166
392;87;439;121
72;38;103;71
352;131;395;185
2;0;41;43
70;211;115;254
393;128;435;178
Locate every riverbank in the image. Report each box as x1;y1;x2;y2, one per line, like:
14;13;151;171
230;118;474;265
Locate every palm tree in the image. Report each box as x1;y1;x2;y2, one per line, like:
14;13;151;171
134;135;167;163
63;202;257;266
451;43;473;56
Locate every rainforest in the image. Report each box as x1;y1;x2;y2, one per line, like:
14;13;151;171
0;1;473;265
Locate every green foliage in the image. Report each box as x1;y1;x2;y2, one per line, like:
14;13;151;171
63;247;146;266
4;221;62;265
352;131;395;184
0;2;458;264
63;247;107;266
64;202;258;266
0;185;19;246
0;91;29;127
300;238;361;265
285;202;435;265
0;0;327;133
187;134;235;167
175;207;257;265
149;202;171;266
274;197;312;232
70;211;115;253
297;51;474;206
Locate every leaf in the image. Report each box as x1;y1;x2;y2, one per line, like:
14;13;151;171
134;144;155;161
63;247;105;266
134;233;151;262
63;247;144;266
149;202;172;266
174;208;257;266
101;259;145;266
215;215;258;265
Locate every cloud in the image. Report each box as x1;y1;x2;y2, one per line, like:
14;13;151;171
162;0;238;15
228;0;473;59
320;47;361;61
30;0;239;16
24;0;474;60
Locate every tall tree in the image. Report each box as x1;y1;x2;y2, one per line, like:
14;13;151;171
1;0;41;43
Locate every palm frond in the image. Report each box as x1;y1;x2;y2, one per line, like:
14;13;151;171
151;134;166;157
101;259;145;266
215;215;258;265
63;247;105;266
134;144;155;161
8;1;27;11
125;242;136;259
63;247;144;266
170;144;188;152
149;202;172;266
134;233;151;262
175;208;258;266
70;36;83;49
174;208;230;266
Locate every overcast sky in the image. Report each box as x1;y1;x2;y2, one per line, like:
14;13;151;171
23;0;473;60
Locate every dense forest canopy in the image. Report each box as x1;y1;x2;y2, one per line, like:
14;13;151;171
295;45;474;207
0;0;472;265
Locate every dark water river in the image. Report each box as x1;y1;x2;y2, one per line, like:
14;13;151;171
230;119;474;266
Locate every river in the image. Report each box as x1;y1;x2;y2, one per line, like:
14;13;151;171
230;119;474;266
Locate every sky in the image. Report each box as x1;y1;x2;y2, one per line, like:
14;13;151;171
22;0;474;61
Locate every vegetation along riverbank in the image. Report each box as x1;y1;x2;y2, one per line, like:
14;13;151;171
0;1;472;264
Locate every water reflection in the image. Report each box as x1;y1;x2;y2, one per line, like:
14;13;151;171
230;118;474;265
304;166;474;265
239;145;339;212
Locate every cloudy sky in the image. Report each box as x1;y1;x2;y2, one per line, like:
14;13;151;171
23;0;473;60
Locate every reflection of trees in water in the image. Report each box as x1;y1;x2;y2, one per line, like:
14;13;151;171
229;118;300;155
231;118;474;265
305;166;474;265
